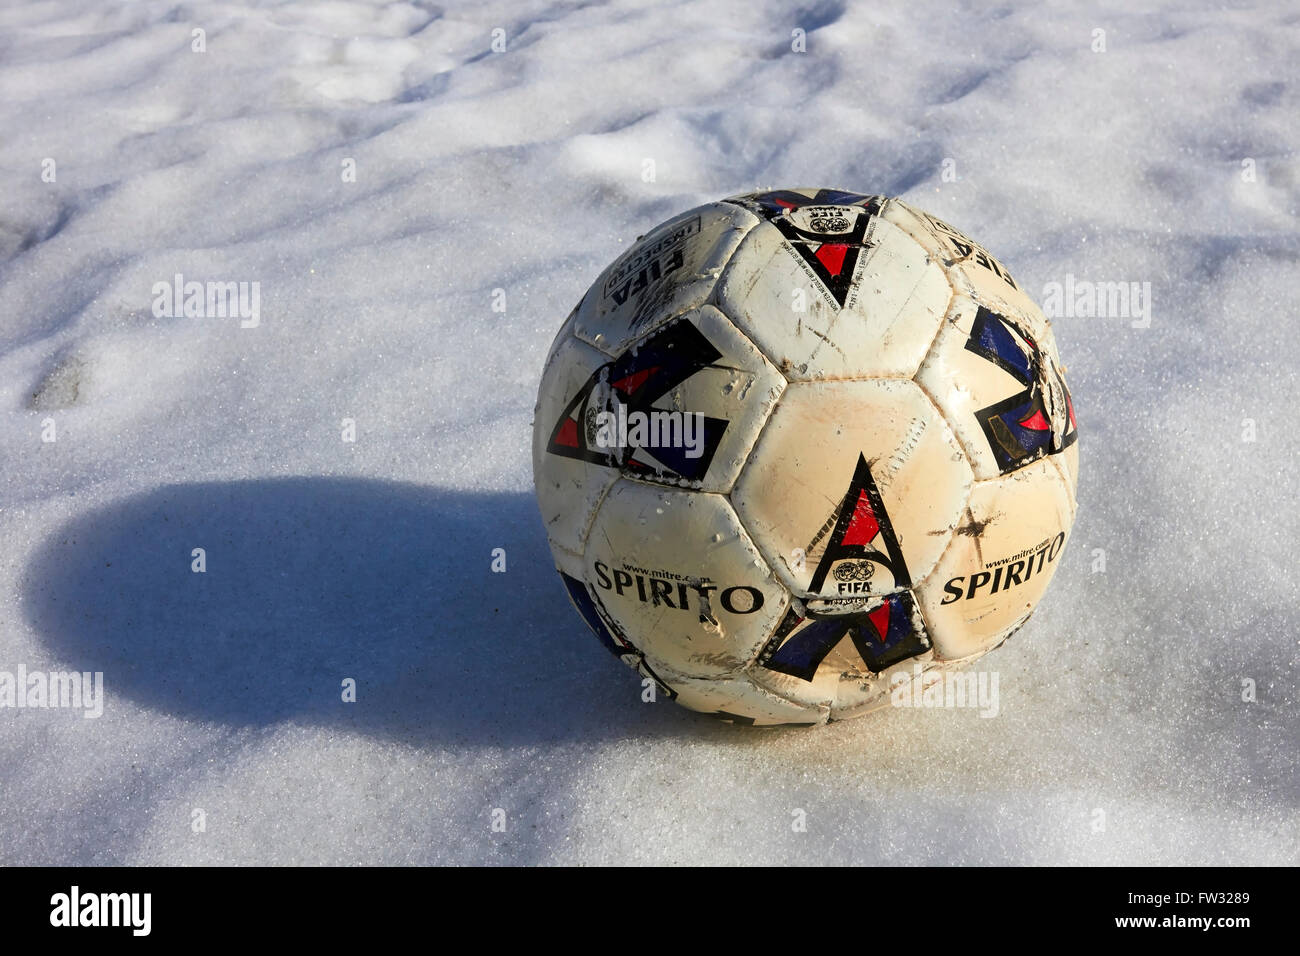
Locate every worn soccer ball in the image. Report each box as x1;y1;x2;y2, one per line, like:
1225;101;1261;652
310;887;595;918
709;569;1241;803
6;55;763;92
533;188;1078;725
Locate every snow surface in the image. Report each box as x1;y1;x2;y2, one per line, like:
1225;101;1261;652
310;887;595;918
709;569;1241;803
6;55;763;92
1;0;1297;865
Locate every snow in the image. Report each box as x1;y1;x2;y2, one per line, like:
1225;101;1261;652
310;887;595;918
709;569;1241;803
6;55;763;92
1;0;1297;864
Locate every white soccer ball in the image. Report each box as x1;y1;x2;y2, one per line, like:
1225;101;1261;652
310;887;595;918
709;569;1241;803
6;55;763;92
533;188;1079;725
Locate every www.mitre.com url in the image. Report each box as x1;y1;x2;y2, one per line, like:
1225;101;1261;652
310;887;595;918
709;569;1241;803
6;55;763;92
1113;915;1250;929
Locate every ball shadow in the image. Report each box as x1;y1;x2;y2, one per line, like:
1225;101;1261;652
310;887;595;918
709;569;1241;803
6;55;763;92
21;478;709;746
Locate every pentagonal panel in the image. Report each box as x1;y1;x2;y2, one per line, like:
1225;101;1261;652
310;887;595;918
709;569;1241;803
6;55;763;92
573;202;759;354
915;459;1073;661
532;332;620;555
540;305;784;493
916;295;1078;482
883;198;1047;333
584;479;789;679
748;590;937;717
665;673;828;726
716;190;951;380
731;379;973;606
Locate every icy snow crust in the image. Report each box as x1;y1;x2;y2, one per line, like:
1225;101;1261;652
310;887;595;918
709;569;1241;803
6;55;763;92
1;0;1296;864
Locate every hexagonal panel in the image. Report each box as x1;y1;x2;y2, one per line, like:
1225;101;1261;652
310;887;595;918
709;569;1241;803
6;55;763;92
573;202;759;355
1053;442;1080;515
532;332;620;556
914;459;1073;661
715;205;951;381
731;379;973;605
883;198;1047;333
916;295;1077;482
584;479;789;679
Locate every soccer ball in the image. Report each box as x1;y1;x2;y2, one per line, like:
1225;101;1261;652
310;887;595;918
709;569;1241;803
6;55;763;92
532;188;1078;726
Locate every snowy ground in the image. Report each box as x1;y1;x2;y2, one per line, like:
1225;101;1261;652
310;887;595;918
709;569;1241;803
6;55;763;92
1;0;1296;865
